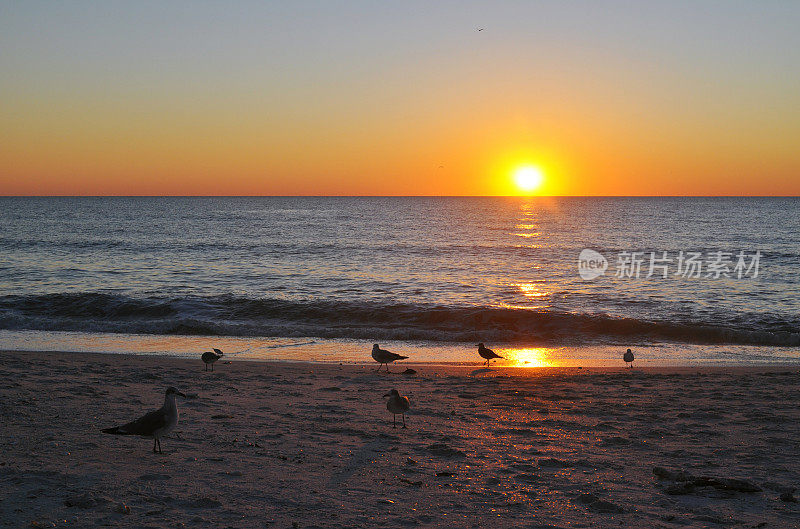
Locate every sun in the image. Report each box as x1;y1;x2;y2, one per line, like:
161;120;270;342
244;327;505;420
513;165;545;193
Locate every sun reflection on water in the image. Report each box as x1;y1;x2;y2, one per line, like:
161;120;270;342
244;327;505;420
515;283;549;298
511;201;547;248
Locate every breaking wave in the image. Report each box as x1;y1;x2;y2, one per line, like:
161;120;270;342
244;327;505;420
0;293;798;346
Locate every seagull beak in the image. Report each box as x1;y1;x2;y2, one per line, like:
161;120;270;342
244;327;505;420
383;392;391;397
176;391;187;398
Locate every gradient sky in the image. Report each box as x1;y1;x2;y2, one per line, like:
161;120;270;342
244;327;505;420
2;1;799;195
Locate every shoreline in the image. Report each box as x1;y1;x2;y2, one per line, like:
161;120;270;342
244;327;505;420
3;328;800;368
4;348;800;374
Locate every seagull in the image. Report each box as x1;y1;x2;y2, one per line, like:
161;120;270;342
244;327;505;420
623;348;635;368
478;343;504;367
202;348;223;371
102;387;187;453
384;389;410;428
372;344;408;372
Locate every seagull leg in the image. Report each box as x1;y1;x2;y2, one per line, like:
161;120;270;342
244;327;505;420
393;414;396;428
157;438;162;454
402;414;406;429
153;438;157;453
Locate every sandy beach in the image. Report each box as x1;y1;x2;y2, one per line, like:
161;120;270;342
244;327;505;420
1;350;798;528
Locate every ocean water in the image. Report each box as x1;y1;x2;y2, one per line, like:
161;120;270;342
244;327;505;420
1;197;798;365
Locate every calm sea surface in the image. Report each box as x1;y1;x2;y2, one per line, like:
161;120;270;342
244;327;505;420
1;197;798;365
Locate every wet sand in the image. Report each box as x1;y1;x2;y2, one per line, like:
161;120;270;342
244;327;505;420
2;350;799;528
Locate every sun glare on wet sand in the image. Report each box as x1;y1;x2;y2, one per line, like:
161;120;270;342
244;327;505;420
502;347;557;367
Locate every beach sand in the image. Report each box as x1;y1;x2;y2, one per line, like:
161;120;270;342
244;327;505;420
2;350;799;528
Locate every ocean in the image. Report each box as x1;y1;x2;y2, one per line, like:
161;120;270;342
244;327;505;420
1;196;798;366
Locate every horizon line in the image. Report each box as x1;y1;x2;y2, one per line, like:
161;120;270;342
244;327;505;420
2;194;799;199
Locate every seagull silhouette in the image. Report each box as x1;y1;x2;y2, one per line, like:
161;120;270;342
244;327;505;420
384;389;410;428
372;344;408;372
202;348;223;371
623;348;635;368
102;387;187;454
478;343;504;368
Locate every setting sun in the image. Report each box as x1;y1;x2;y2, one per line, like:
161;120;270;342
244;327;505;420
513;166;545;193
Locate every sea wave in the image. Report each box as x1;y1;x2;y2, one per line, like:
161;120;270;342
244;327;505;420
0;293;797;346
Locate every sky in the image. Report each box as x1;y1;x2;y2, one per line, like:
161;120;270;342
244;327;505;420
1;1;799;196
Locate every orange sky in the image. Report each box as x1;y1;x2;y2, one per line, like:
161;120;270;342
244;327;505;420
2;3;799;196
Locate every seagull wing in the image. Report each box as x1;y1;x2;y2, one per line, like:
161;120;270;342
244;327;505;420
103;409;167;436
387;396;411;413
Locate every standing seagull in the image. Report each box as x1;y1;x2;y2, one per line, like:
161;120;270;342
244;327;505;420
623;348;635;368
102;387;187;454
372;344;408;372
202;348;223;371
384;389;410;428
478;343;504;368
